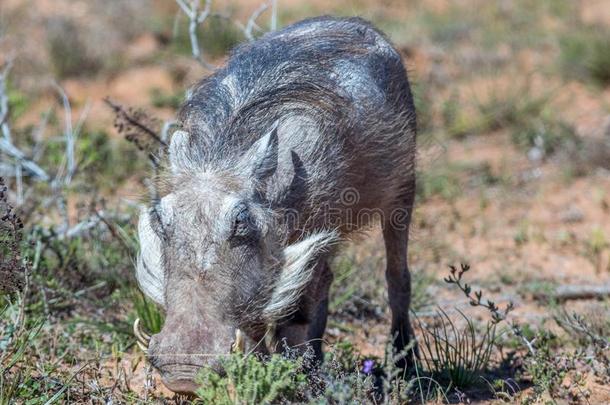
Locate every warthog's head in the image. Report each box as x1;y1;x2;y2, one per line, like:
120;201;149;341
135;123;336;393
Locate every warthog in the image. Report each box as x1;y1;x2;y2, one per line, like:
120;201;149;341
135;16;417;393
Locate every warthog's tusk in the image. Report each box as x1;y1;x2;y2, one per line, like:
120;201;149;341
231;329;245;353
136;340;149;353
133;318;151;353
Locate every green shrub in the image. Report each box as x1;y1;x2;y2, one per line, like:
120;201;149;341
511;116;577;155
47;18;101;78
150;88;183;110
522;330;563;400
195;353;307;404
560;28;610;86
476;87;547;133
588;37;610;86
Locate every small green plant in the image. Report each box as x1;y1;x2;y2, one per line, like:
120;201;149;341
46;18;101;78
511;116;577;155
416;309;497;390
7;86;28;123
150;88;184;110
417;164;462;201
441;264;602;403
513;220;530;246
131;289;164;335
587;36;610;86
585;227;609;272
521;331;564;402
476;85;547;134
560;27;610;86
195;353;307;404
200;15;244;57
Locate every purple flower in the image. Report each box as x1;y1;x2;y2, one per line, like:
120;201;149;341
362;359;375;374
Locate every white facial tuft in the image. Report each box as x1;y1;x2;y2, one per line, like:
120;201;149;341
263;230;339;321
136;206;166;306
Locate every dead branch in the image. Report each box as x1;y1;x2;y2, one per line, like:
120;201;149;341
533;284;610;302
54;210;131;241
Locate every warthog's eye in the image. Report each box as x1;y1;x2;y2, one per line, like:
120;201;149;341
230;203;257;245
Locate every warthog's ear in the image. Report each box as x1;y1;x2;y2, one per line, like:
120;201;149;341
263;230;339;322
136;207;165;306
169;129;190;174
239;121;279;185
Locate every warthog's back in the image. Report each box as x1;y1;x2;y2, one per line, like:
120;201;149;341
178;16;416;236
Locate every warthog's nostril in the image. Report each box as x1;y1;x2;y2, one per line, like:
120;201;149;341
133;318;151;353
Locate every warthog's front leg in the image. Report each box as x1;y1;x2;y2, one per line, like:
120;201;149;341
272;260;332;363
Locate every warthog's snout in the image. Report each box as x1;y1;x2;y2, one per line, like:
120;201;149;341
157;364;203;394
140;317;235;394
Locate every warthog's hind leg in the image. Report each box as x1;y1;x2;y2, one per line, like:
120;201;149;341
383;189;417;371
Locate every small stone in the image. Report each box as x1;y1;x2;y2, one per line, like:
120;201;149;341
559;206;584;223
527;146;544;162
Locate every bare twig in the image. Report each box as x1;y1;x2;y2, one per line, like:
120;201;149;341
51;82;89;186
0;58;14;141
175;0;215;70
31;110;51;162
54;209;130;240
244;2;270;41
0;138;50;181
15;164;22;204
0;60;50;182
270;0;278;31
